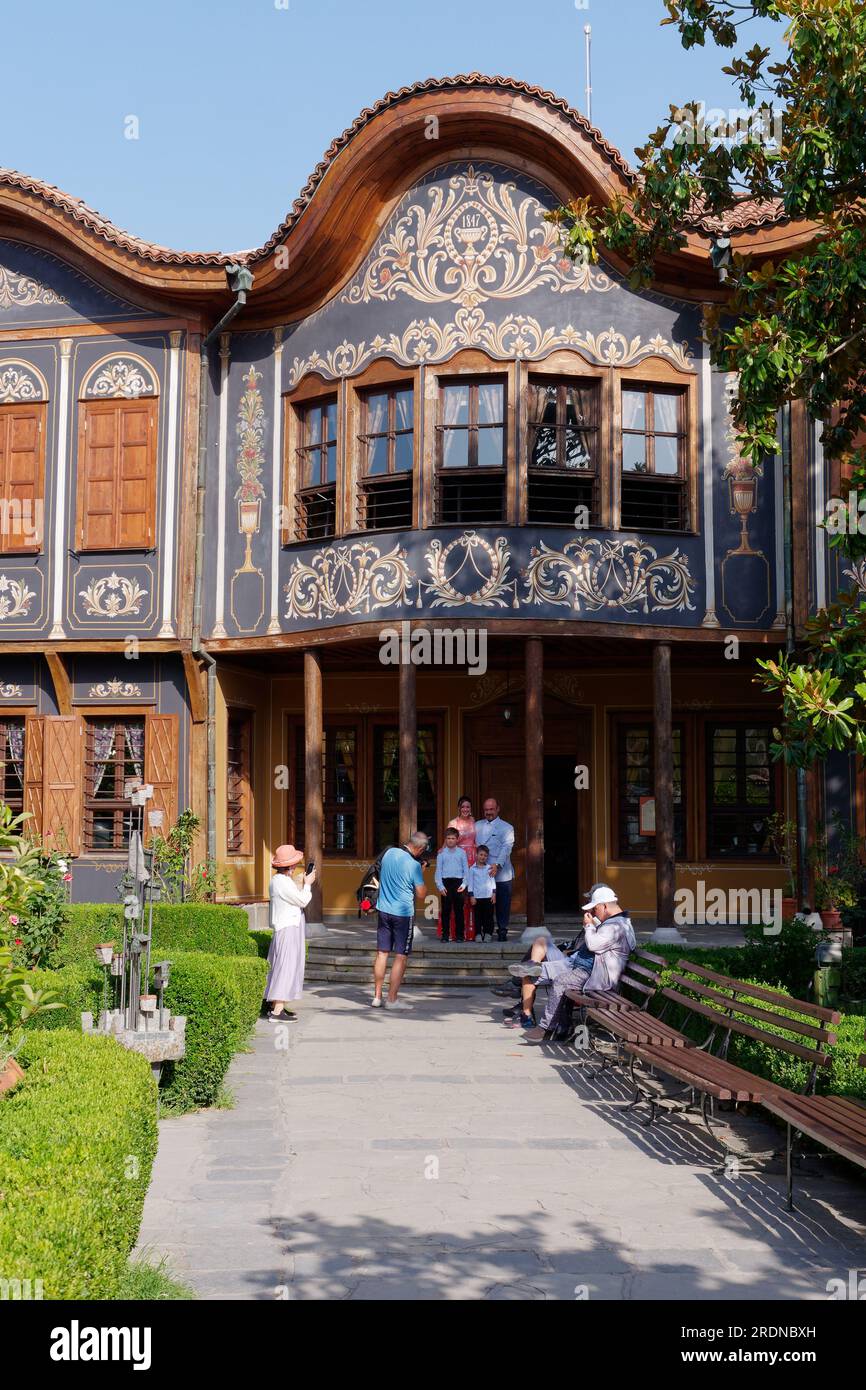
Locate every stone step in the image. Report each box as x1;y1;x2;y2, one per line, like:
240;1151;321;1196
305;967;510;988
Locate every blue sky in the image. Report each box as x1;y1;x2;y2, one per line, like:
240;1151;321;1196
3;0;784;253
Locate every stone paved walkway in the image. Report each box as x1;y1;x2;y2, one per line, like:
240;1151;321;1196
136;985;866;1300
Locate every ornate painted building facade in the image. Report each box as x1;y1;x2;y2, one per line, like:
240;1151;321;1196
0;77;848;917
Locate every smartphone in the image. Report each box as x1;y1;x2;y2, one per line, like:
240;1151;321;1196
306;861;315;875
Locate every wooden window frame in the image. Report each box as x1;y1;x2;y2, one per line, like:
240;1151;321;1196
291;392;339;543
82;713;147;854
701;717;782;862
525;371;603;527
0;401;47;555
226;707;254;857
354;382;416;533
610;713;689;862
436;373;508;471
433;366;509;526
291;720;361;858
359;384;415;478
76;396;158;552
286;711;444;860
0;716;25;815
616;360;698;534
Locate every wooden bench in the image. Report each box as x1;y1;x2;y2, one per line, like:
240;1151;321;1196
563;948;667;1014
622;961;841;1162
761;1053;866;1209
561;949;683;1056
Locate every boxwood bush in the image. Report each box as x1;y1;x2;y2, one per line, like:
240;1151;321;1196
647;965;866;1103
0;1030;157;1300
54;902;256;969
158;951;267;1113
27;951;267;1115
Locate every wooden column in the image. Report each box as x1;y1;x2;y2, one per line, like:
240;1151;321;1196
304;650;323;926
525;637;545;929
399;659;417;844
653;643;676;930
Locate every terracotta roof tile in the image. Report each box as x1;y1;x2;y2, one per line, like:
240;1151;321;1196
0;76;791;269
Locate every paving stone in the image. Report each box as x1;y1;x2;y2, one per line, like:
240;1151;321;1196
137;986;866;1301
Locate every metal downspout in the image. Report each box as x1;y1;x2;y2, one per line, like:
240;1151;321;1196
780;404;809;908
191;264;254;868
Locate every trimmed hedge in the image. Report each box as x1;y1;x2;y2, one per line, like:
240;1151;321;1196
0;1030;158;1300
647;965;866;1104
250;929;274;960
54;902;256;969
158;951;267;1113
28;951;267;1115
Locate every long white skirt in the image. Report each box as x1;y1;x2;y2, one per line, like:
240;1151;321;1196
265;922;305;1002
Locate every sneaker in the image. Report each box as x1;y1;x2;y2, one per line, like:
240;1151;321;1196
523;1026;547;1044
518;1012;537;1031
371;997;384;1008
501;1005;519;1017
267;1010;296;1023
385;997;412;1011
508;961;542;980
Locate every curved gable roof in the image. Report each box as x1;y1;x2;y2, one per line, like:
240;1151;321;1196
0;74;802;314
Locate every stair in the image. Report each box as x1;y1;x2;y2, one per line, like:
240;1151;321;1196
305;935;526;988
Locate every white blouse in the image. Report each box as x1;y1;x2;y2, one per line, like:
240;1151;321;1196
269;873;312;931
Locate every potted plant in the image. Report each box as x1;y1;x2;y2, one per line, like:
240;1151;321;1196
811;820;865;943
766;812;798;919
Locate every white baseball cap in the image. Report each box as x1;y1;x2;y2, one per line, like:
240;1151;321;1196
581;885;618;912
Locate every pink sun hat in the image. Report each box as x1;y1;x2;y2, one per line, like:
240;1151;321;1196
272;844;304;870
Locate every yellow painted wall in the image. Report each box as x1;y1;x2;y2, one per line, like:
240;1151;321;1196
214;662;789;916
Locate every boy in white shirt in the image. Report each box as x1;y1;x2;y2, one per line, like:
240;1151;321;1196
467;843;497;943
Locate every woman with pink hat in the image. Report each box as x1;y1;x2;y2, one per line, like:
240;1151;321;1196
266;845;316;1022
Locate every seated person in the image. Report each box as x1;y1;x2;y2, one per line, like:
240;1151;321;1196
505;882;612;1031
521;886;636;1043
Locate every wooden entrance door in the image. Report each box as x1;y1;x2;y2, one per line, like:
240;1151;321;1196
464;693;592;921
477;754;525;914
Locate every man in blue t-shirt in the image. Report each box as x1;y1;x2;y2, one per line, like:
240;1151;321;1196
373;831;429;1011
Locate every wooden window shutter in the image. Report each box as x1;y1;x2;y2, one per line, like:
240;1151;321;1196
23;714;44;838
78;399;157;550
0;403;45;552
145;713;179;840
42;716;82;856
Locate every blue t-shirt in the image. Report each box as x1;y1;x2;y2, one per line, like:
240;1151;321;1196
377;847;425;918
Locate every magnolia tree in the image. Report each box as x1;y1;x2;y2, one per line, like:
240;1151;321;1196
550;0;866;766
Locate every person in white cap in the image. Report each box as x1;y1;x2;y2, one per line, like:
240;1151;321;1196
505;882;612;1033
522;886;636;1043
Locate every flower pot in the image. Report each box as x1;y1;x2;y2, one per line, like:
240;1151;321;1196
781;896;797;921
0;1057;24;1098
139;995;157;1015
820;909;843;934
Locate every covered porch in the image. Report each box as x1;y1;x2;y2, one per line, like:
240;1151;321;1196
210;625;790;931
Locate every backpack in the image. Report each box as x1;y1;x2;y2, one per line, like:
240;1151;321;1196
357;849;387;917
356;844;430;917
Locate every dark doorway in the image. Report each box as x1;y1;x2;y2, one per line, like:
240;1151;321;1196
544;755;579;913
